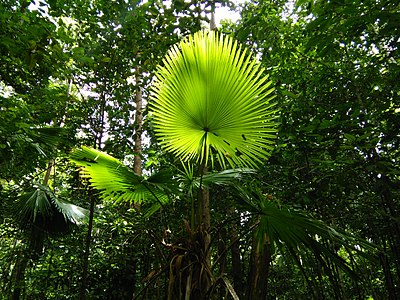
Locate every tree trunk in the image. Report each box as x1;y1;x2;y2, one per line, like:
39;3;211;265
228;207;243;297
133;73;143;176
11;255;29;300
377;175;400;298
95;92;106;149
80;192;95;300
210;1;217;31
199;168;211;270
246;231;271;300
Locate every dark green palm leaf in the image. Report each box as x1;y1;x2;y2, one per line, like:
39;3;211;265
191;168;255;188
234;186;376;277
16;184;88;229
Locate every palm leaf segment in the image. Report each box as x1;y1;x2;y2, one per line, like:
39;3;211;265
70;146;173;204
150;31;278;168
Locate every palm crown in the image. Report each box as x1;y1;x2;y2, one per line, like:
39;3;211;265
150;31;278;168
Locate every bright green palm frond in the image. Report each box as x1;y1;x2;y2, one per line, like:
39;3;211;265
70;146;172;205
150;31;279;169
235;187;376;278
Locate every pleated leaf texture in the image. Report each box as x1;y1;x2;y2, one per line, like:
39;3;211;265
150;31;279;168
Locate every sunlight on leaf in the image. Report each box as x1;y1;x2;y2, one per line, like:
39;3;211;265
150;31;279;169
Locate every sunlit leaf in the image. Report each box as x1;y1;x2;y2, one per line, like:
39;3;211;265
150;31;279;169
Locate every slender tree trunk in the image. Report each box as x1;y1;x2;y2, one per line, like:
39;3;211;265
80;192;95;300
96;92;106;149
377;175;400;298
199;166;211;270
210;1;217;31
246;230;271;300
133;73;143;176
379;238;397;300
228;207;243;297
43;161;53;185
11;255;29;300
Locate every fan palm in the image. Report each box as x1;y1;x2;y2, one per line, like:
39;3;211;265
70;147;377;298
11;183;88;299
69;31;376;299
150;30;278;169
231;185;376;299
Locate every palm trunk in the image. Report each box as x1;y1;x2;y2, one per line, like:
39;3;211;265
197;130;211;269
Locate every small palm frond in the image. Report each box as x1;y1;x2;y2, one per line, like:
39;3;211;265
14;184;87;257
234;186;377;277
150;31;279;169
191;168;255;188
17;186;51;224
16;184;88;229
53;197;88;225
70;146;173;205
24;127;67;157
177;161;254;197
27;127;67;148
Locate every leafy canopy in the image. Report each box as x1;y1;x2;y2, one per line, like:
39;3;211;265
150;31;278;168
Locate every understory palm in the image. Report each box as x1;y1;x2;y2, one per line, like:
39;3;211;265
70;31;375;299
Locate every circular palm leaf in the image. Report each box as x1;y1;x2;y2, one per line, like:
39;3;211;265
150;31;278;168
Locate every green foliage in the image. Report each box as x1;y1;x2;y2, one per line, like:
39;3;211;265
1;0;398;298
150;31;279;168
235;185;376;277
70;146;174;205
16;184;88;229
227;0;399;297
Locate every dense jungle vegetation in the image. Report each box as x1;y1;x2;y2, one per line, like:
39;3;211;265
0;0;399;299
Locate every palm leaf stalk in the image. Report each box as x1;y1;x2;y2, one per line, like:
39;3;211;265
70;146;254;214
